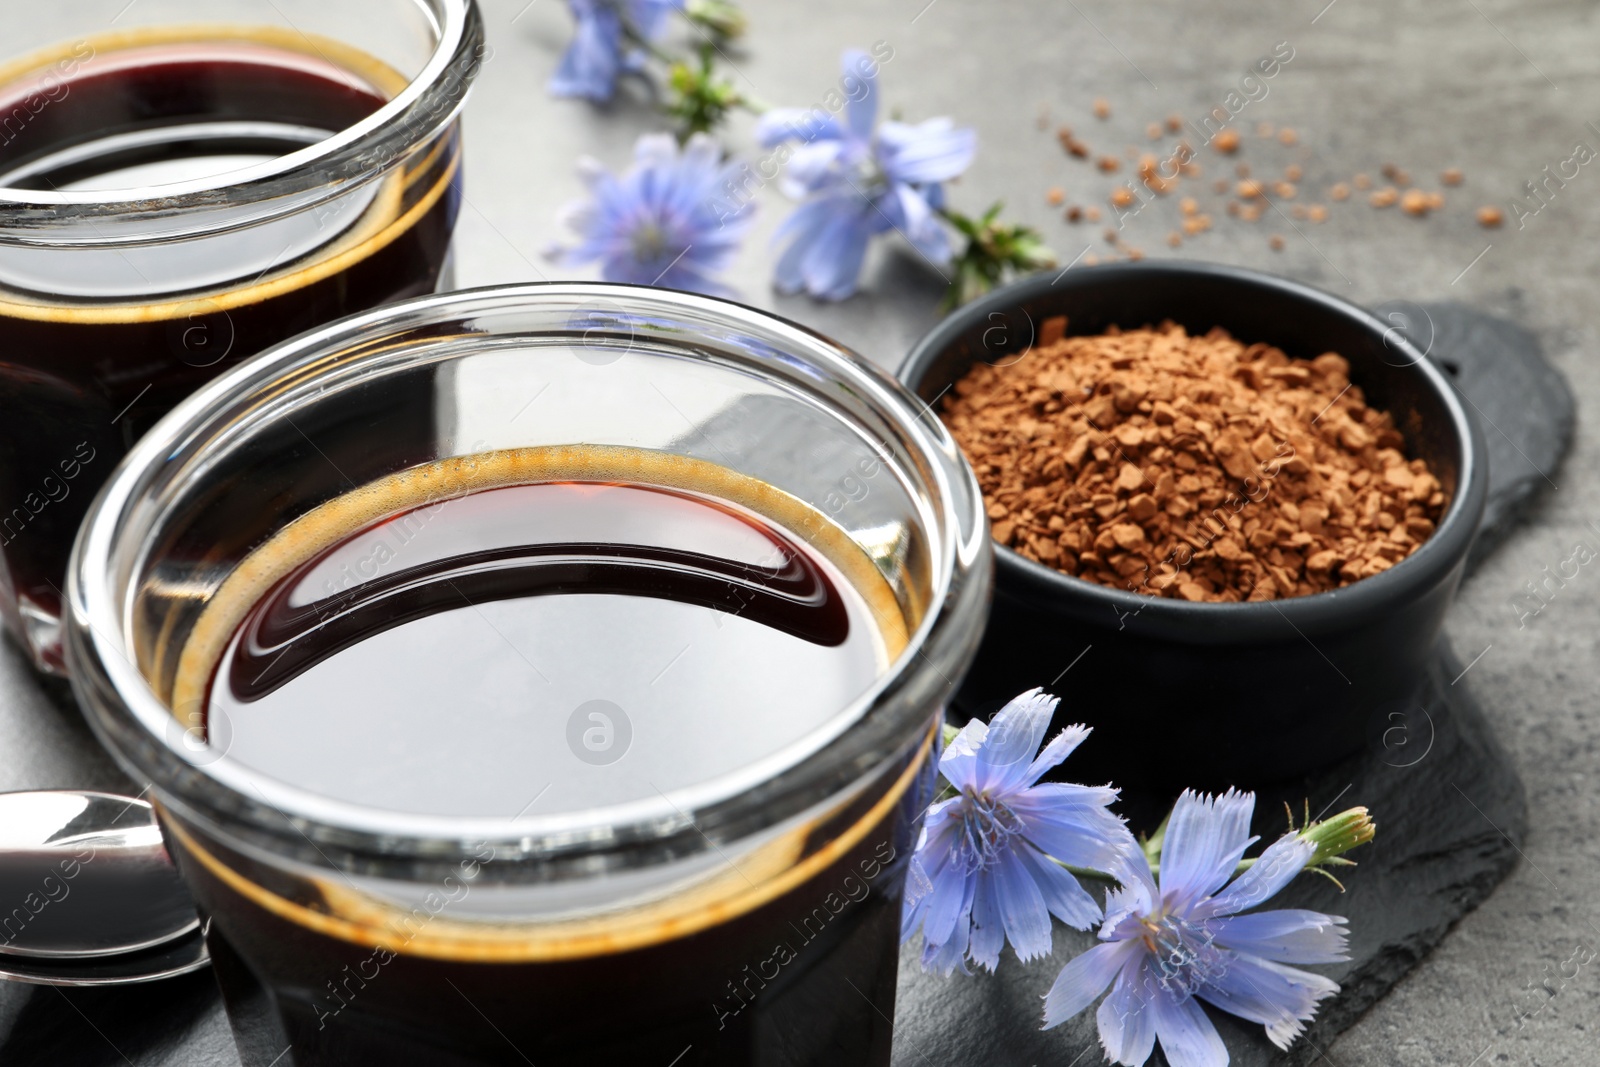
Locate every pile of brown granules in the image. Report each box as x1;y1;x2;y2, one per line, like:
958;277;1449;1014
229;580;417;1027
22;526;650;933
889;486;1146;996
940;319;1448;602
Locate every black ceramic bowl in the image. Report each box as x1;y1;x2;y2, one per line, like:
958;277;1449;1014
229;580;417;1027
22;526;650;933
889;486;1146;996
900;261;1488;789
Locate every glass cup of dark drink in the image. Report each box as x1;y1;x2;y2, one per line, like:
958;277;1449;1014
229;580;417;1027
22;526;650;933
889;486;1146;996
0;0;484;672
65;284;992;1066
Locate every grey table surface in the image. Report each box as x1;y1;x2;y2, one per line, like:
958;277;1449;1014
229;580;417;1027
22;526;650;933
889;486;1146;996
3;0;1598;1063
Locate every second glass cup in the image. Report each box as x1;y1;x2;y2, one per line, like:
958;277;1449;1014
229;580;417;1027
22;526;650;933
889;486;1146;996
0;0;484;671
67;284;992;1066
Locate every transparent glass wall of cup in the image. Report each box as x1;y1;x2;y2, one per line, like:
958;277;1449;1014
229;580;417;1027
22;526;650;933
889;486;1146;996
65;284;992;1066
0;0;485;673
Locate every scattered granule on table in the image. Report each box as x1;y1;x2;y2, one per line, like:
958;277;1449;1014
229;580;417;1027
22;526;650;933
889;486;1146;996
1057;126;1091;158
1380;163;1410;185
938;320;1448;603
1477;205;1504;227
1400;189;1432;216
1212;128;1242;153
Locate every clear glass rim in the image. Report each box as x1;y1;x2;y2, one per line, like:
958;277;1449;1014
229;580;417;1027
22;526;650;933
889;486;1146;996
0;0;482;245
65;283;991;868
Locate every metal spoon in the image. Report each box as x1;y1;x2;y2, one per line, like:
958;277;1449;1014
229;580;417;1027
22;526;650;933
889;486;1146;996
0;923;209;986
0;790;208;984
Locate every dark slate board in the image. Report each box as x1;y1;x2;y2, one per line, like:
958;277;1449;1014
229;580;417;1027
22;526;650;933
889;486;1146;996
889;301;1564;1066
0;305;1570;1066
1413;301;1575;571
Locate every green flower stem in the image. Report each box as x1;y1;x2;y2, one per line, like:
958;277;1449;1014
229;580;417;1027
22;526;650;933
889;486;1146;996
685;0;748;44
664;43;756;139
935;203;1056;309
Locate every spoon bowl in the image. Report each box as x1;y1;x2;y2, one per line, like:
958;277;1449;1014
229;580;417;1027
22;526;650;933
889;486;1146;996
0;922;209;986
0;791;200;960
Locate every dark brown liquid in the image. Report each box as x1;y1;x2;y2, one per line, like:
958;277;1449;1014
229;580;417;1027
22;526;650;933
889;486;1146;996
0;32;461;668
224;489;852;702
201;479;890;818
166;453;930;1066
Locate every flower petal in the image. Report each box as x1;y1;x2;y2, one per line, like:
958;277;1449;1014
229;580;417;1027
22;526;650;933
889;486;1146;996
936;717;988;792
772;198;848;293
1205;910;1349;965
1017;844;1102;930
878;183;954;266
756;107;843;148
1095;955;1159;1066
838;49;878;143
780;140;848;199
1195;951;1339;1050
1159;789;1258;911
991;847;1054;961
624;0;683;40
1043;939;1139;1028
547;3;624;101
1026;723;1093;784
973;688;1057;794
877;117;977;184
1012;786;1130;874
918;856;974;948
1100;873;1158;942
900;855;936;940
919;916;971;976
798;208;872;300
1149;985;1228;1067
1196;832;1315;919
967;867;1005;971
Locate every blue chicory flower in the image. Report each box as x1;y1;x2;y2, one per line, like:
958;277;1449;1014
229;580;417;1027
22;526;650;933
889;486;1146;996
1043;789;1349;1067
756;49;976;300
546;132;754;295
901;689;1132;975
549;0;684;102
